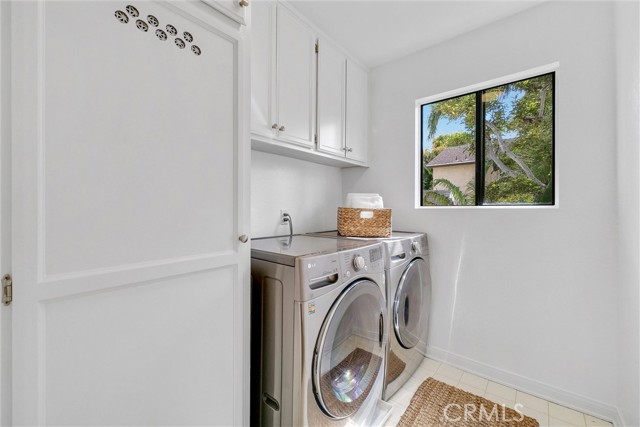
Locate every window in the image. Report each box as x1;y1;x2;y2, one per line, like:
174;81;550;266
420;72;555;206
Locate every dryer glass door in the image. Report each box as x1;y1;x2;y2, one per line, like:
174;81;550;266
394;258;430;349
313;280;386;420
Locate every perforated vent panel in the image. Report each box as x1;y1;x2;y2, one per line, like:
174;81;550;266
113;4;203;57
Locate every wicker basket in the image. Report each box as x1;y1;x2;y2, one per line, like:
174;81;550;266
337;207;392;238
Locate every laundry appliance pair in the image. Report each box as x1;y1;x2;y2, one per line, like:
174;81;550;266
309;231;432;401
251;235;392;427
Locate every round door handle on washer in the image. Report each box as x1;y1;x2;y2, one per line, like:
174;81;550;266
239;235;249;243
278;125;285;132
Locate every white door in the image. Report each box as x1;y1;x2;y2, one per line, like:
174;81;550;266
346;60;368;164
0;1;10;424
316;39;346;158
11;1;250;425
276;6;316;148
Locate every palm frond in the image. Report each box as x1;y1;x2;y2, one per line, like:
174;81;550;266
427;109;442;140
423;178;471;206
423;191;453;206
432;178;469;205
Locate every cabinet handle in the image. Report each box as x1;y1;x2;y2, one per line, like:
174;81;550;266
347;147;353;152
272;123;279;129
239;235;249;243
239;0;249;7
279;125;285;132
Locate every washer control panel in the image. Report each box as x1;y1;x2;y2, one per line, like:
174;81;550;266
340;244;384;279
296;242;385;301
352;255;366;271
369;245;383;263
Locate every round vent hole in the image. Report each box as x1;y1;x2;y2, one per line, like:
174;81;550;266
183;31;193;43
155;29;167;41
125;5;139;17
166;24;177;36
191;45;201;56
147;15;159;27
136;19;148;32
175;38;186;49
114;10;129;24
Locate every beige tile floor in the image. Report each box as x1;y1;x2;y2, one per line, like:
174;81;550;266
384;357;614;427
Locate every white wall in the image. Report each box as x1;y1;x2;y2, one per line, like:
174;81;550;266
251;150;342;238
344;1;621;421
614;2;640;426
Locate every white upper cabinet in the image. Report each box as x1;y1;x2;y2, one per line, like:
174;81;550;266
250;1;277;138
317;38;346;157
250;1;369;167
346;59;369;164
317;43;368;165
201;0;248;25
275;6;316;147
251;3;316;148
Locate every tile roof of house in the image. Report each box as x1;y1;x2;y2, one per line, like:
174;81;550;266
426;145;474;168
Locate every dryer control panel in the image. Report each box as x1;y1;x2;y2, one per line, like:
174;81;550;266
386;234;429;269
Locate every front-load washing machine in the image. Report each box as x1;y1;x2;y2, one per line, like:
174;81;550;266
251;235;391;427
307;231;432;400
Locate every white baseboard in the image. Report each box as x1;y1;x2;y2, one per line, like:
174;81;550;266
426;346;624;426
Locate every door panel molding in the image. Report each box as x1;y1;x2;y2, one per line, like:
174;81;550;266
37;251;239;298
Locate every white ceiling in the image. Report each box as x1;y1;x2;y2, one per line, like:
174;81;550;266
288;1;544;69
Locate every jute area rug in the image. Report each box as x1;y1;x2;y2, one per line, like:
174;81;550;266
397;378;540;427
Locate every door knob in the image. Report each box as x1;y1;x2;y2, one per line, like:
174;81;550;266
239;235;249;243
239;0;249;7
271;123;279;129
279;125;285;132
347;147;353;152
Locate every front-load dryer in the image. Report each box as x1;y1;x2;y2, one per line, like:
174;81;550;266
251;235;391;427
306;231;432;400
382;233;431;400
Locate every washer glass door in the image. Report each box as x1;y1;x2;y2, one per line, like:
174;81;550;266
313;280;386;420
394;258;430;349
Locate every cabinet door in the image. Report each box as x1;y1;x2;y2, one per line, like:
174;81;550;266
346;60;368;164
201;0;247;26
250;1;277;138
11;1;250;425
276;6;316;148
317;39;346;157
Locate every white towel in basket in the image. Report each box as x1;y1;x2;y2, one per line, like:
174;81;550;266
345;193;384;209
